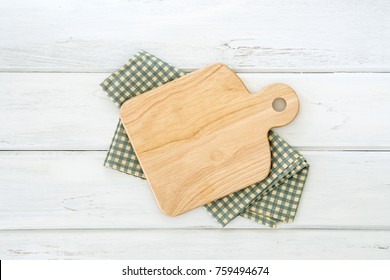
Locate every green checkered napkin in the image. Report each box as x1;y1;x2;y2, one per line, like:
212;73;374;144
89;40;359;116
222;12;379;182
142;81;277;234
101;51;309;228
101;51;184;178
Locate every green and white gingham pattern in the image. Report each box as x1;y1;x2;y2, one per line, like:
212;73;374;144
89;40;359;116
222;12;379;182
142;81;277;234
205;131;309;227
104;121;145;178
101;51;309;227
101;51;184;177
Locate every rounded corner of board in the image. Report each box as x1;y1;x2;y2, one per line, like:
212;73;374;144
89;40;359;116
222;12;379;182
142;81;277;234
119;100;131;118
158;205;179;217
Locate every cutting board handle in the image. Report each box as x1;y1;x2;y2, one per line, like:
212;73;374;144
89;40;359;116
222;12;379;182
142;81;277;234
253;83;299;129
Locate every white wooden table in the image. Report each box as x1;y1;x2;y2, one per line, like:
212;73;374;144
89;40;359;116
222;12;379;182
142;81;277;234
1;0;389;259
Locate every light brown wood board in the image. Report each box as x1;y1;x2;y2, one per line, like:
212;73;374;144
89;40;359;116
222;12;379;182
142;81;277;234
120;64;299;216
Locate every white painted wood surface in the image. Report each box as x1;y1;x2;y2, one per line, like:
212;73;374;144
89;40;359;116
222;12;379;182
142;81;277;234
1;151;389;230
0;0;389;259
1;230;389;260
1;0;389;72
1;73;390;150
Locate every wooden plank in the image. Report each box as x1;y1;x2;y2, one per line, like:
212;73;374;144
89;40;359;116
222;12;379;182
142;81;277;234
0;229;389;259
1;0;389;71
0;151;389;230
120;65;300;216
1;73;389;150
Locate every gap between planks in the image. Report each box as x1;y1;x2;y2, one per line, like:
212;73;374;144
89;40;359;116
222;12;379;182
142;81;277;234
1;148;390;152
0;228;390;232
2;69;390;74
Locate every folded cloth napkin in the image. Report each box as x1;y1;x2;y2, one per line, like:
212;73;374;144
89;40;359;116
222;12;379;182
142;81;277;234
101;51;309;228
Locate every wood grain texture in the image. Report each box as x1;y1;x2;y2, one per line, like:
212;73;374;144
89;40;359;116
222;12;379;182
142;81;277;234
1;73;389;150
1;229;389;259
0;151;389;230
120;64;299;215
2;0;390;260
1;0;389;72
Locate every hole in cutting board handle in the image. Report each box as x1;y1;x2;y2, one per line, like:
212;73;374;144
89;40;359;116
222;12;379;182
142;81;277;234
272;98;286;112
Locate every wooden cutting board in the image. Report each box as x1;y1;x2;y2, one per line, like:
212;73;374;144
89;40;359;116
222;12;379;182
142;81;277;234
120;64;299;216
